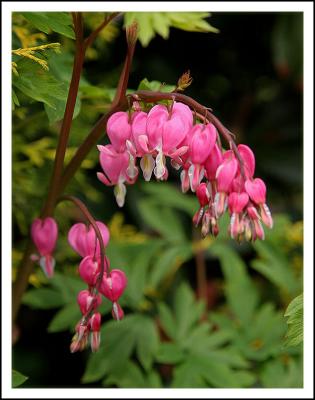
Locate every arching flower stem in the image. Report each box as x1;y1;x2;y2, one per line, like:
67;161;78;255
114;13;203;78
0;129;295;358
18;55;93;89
129;90;246;180
57;195;110;325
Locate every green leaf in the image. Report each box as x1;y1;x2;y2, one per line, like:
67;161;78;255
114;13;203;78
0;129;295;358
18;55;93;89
82;314;159;383
284;294;303;347
12;89;20;109
82;317;137;383
135;315;160;371
103;360;146;388
141;182;198;215
50;273;86;303
148;244;192;288
124;12;218;47
12;59;68;109
80;84;116;102
155;342;184;364
260;357;303;388
22;287;66;309
138;199;187;243
44;95;81;124
12;370;28;387
210;243;259;325
21;12;75;39
251;240;299;295
173;283;206;341
137;78;176;93
167;12;219;33
157;302;177;340
172;354;254;388
104;360;162;388
207;347;249;369
47;303;81;333
125;240;164;307
236;303;287;361
172;358;206;387
191;328;235;351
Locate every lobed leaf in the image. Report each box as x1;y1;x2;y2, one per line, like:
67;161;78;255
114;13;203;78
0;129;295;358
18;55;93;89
210;243;259;325
22;287;66;309
21;12;75;39
284;294;303;347
124;12;218;47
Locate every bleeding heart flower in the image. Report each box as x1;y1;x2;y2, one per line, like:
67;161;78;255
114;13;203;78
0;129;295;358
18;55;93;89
68;222;110;258
99;269;127;302
31;217;58;278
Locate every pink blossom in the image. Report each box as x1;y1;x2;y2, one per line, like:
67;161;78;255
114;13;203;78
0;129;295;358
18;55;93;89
77;290;102;315
245;178;266;204
245;178;273;228
106;111;131;153
228;192;249;239
97;145;134;207
204;143;223;181
196;183;210;207
79;256;102;286
99;269;127;302
228;192;249;214
68;221;110;258
146;102;192;180
89;312;101;352
31;217;58;278
214;156;238;217
188;123;217;191
238;144;255;178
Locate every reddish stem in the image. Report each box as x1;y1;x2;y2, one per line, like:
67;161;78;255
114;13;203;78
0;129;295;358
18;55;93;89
12;13;136;324
57;195;109;288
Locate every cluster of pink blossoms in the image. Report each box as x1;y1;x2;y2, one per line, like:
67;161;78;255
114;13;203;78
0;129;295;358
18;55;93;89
97;101;273;242
31;217;127;352
67;221;127;352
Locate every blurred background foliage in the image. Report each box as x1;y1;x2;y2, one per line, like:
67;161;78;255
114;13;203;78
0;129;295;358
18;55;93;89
12;11;303;388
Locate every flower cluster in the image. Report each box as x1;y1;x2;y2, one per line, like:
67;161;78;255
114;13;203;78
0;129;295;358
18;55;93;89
68;221;127;352
193;145;273;242
30;216;128;352
97;101;273;242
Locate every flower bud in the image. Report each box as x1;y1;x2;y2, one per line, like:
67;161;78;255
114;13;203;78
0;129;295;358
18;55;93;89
77;290;102;315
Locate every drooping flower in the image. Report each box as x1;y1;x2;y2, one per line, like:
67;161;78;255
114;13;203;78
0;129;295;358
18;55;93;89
204;143;223;182
31;217;58;278
97;144;137;207
89;312;101;352
106;111;132;153
99;269;127;302
68;221;110;258
193;183;210;226
146;102;193;180
77;289;102;315
188;123;217;191
228;192;249;239
245;178;273;228
129;111;155;181
214;155;238;217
